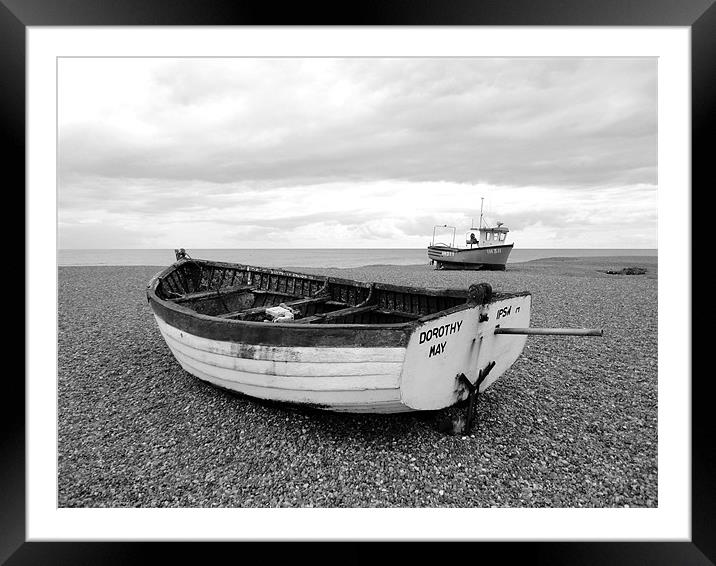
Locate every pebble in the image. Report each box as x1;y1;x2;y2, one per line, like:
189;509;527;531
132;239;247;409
58;257;657;508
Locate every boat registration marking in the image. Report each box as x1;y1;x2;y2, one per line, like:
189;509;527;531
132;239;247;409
497;305;520;319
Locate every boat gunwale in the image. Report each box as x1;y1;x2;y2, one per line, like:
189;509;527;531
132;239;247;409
146;258;530;332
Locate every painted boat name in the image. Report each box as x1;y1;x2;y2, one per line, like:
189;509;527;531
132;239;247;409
420;320;463;357
419;320;463;344
429;342;446;357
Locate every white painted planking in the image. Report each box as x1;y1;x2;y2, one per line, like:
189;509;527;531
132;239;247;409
175;354;407;412
154;314;409;411
165;339;401;391
161;329;403;380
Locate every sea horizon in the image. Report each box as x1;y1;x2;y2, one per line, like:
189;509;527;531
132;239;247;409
57;248;658;268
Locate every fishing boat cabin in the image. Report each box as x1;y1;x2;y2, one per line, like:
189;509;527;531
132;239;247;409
466;222;510;248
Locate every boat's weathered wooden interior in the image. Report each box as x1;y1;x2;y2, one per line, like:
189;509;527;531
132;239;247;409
156;259;469;324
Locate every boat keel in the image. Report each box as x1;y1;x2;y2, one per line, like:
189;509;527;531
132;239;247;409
456;360;496;434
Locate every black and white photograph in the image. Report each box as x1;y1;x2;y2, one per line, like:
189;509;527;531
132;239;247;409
14;17;701;557
56;54;659;510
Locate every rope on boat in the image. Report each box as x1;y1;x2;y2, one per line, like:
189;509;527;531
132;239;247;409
175;248;191;261
467;283;493;305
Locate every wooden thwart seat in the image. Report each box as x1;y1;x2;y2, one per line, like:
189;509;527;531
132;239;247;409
295;304;379;324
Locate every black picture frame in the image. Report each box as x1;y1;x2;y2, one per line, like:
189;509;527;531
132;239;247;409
9;0;710;564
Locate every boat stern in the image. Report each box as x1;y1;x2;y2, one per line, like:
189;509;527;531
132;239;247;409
399;291;531;410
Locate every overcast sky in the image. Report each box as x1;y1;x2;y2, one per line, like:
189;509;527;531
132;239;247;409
58;57;657;249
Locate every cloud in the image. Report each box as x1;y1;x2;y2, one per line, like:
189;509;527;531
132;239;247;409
57;57;657;248
58;179;656;249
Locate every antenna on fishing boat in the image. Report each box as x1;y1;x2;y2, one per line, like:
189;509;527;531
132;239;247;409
479;197;484;229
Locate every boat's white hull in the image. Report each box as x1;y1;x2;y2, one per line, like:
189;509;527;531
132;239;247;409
155;315;411;412
153;291;531;413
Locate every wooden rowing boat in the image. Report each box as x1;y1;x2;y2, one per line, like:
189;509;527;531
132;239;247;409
146;250;600;422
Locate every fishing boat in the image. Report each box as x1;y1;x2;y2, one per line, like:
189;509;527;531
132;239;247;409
427;198;513;270
146;250;600;428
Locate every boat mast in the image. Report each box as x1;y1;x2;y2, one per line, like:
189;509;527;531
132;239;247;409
479;197;484;229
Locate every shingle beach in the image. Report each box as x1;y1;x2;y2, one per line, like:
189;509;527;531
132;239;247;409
58;256;657;508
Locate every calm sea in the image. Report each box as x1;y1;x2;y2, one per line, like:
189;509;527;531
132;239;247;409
57;248;657;268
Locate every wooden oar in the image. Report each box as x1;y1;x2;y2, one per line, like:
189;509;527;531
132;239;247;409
495;327;603;336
